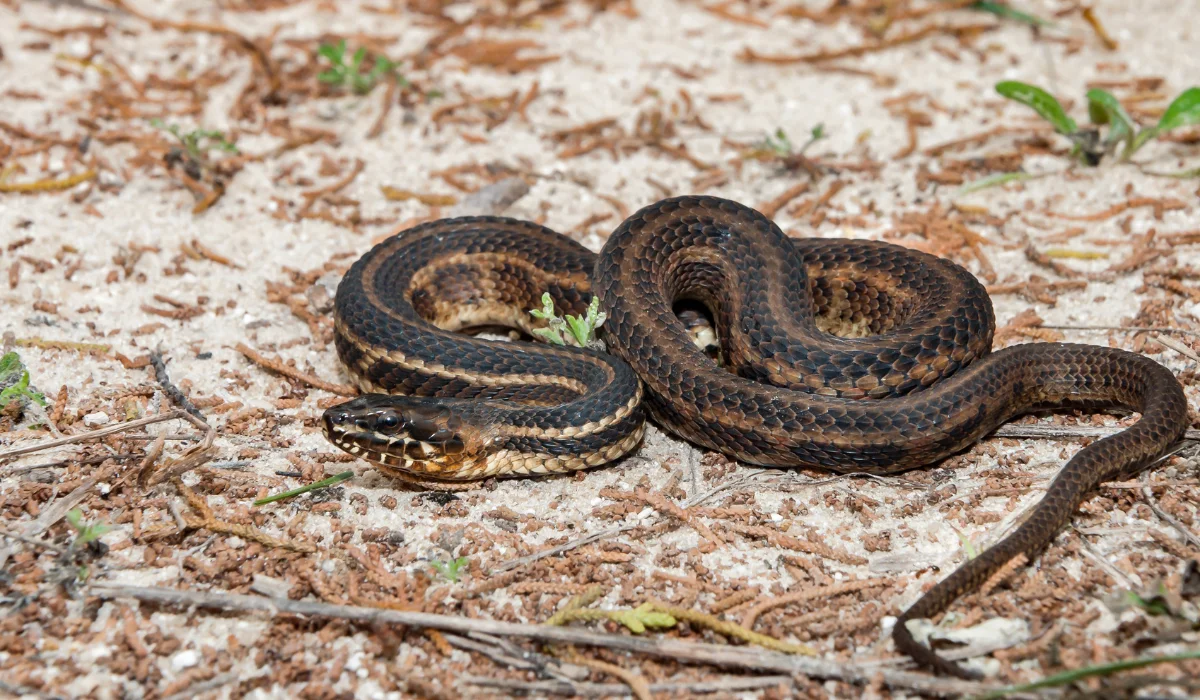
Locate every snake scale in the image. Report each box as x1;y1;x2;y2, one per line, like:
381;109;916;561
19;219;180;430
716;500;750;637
323;195;1189;678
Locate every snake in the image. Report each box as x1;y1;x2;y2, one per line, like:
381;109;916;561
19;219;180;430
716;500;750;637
323;195;1189;678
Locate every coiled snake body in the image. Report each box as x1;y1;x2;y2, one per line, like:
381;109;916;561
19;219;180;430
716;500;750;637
324;195;1188;677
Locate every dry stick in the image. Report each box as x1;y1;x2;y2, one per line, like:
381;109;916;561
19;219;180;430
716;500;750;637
1142;477;1200;551
1041;324;1200;339
462;676;794;697
234;343;358;396
992;424;1200;442
0;409;190;461
299;158;366;215
89;584;991;697
740;578;891;630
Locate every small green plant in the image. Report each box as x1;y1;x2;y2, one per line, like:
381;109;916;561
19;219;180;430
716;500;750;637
317;40;405;95
430;556;469;582
151;119;239;161
0;351;47;412
65;508;112;582
66;508;112;546
754;123;826;159
529;293;607;351
996;81;1200;164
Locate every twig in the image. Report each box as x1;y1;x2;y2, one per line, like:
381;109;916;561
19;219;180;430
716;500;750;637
234;343;357;396
992;424;1200;441
490;469;771;574
162;672;243;700
1074;529;1140;589
0;528;69;554
1142;476;1200;550
0;410;191;460
461;676;794;697
1040;324;1200;339
149;352;206;421
89;583;992;697
491;525;636;574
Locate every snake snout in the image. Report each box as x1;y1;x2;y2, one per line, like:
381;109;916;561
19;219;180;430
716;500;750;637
321;395;486;479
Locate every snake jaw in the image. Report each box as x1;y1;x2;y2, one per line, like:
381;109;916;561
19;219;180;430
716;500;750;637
321;394;491;480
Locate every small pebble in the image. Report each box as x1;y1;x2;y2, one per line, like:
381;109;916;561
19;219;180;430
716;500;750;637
170;649;199;672
82;412;110;427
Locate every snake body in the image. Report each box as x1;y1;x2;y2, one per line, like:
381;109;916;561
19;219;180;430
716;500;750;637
325;195;1189;677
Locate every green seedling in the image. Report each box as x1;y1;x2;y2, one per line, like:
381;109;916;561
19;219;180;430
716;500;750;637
151;119;239;161
753;123;826;159
529;293;607;351
430;556;469;582
996;81;1200;164
0;351;47;412
65;508;112;582
317;40;406;95
66;508;112;547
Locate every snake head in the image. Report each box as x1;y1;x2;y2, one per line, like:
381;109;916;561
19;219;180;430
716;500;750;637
322;394;492;481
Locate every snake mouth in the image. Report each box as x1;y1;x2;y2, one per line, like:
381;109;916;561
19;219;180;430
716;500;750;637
321;394;482;479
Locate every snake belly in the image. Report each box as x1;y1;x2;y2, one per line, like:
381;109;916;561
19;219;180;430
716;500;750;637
330;195;1189;678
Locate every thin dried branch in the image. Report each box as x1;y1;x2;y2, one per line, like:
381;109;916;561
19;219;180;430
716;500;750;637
89;583;992;697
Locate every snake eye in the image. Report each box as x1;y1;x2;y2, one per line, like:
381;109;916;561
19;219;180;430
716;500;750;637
376;412;403;434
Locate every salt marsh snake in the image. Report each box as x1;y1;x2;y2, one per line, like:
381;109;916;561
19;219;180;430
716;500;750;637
323;195;1188;677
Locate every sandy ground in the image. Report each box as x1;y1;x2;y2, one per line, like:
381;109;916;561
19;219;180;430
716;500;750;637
1;0;1200;698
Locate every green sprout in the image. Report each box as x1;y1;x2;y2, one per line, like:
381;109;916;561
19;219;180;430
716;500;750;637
753;123;826;159
317;40;406;95
150;119;239;161
66;508;112;546
65;507;111;582
0;351;47;412
529;293;607;351
430;556;469;582
996;81;1200;164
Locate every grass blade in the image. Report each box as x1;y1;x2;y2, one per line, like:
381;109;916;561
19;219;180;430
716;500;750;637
253;470;355;506
970;649;1200;699
955;171;1035;197
969;1;1052;26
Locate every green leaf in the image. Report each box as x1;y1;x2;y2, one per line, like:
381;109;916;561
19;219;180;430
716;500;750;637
0;351;20;377
431;556;469;582
317;41;345;63
350;47;367;73
1085;88;1135;147
529;292;556;320
532;328;565;345
318;69;343;84
995;81;1077;134
1156;87;1200;133
253;470;355;506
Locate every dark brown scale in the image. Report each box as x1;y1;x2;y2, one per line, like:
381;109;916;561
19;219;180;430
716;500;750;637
593;196;1188;678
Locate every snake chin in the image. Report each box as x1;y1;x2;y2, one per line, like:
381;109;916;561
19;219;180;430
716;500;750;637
322;394;489;480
